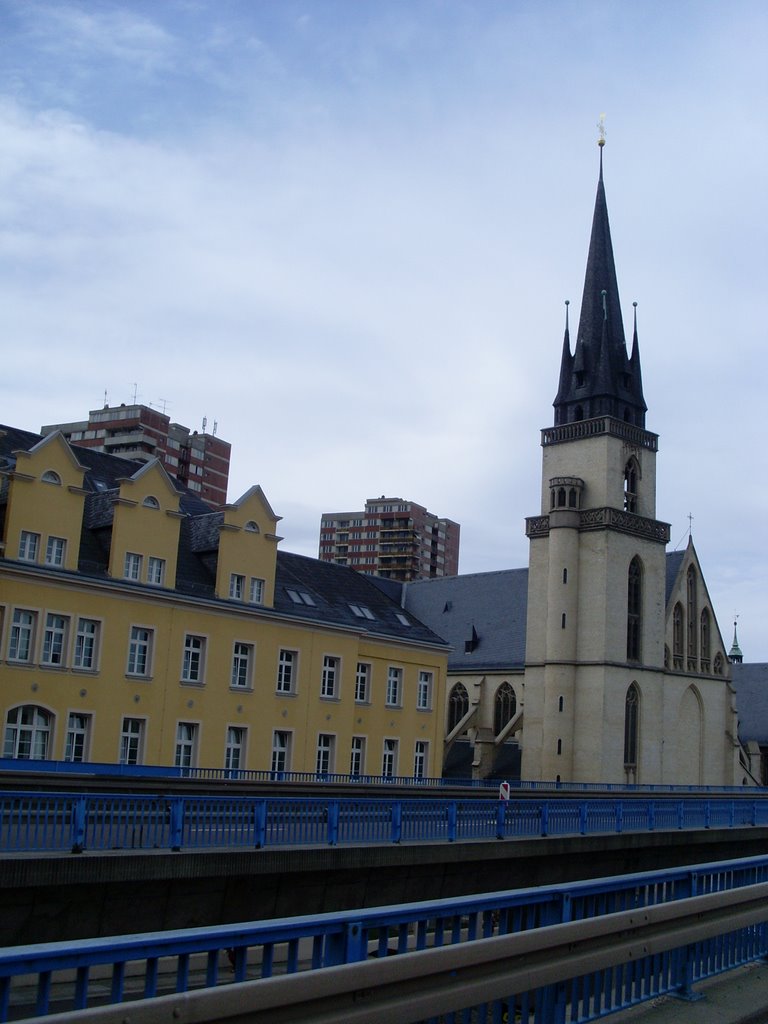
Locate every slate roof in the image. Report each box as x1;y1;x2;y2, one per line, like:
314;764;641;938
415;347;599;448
402;569;529;672
732;663;768;745
273;551;447;646
399;551;701;673
0;423;448;650
665;549;686;605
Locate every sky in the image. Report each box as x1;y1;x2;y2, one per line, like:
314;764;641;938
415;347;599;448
0;0;766;659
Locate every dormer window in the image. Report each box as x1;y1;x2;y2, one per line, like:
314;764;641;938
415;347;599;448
244;521;260;533
349;604;375;620
142;496;160;509
41;470;61;485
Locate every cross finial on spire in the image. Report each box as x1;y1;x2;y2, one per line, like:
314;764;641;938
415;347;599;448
597;113;606;147
687;512;694;537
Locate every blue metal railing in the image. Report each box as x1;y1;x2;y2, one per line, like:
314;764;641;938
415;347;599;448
1;854;767;1021
1;790;767;854
0;757;761;793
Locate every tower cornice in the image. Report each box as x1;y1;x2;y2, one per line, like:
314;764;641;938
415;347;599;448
525;507;671;544
541;415;658;452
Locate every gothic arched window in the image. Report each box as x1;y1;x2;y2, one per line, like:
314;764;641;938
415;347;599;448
700;609;711;672
687;567;698;669
447;683;469;733
3;705;52;760
624;459;639;513
624;684;639;769
627;557;642;662
494;683;517;736
673;603;684;669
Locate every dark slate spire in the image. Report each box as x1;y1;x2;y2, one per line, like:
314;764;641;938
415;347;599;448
553;145;647;427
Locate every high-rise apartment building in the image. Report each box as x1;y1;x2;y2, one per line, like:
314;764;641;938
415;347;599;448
41;404;230;507
319;497;460;581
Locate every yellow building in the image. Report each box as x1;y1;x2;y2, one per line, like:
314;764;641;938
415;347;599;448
0;426;449;777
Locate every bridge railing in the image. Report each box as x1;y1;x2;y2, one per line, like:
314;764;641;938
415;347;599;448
1;855;768;1022
0;757;760;793
1;791;768;854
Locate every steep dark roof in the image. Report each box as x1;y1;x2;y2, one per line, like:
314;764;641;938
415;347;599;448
273;551;448;646
402;569;529;672
732;663;768;744
553;150;647;428
665;549;686;605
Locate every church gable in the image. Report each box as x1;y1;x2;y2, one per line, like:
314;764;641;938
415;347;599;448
664;539;728;677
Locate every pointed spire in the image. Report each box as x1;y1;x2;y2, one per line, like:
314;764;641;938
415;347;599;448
553;138;648;428
729;618;743;663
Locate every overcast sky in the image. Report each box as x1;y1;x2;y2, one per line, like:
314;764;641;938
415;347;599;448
1;1;766;659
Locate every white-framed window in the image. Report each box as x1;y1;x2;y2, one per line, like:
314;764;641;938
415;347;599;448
316;733;335;775
127;626;153;677
231;642;253;689
45;536;66;568
120;717;145;765
18;531;40;562
229;573;245;600
417;670;433;710
350;736;366;776
271;730;291;774
277;649;297;694
65;713;91;762
3;705;51;759
321;655;340;699
386;666;403;707
124;552;142;581
147;556;166;586
382;738;398;778
225;726;246;771
249;577;265;604
175;722;198;769
142;495;160;509
41;613;68;667
414;740;428;779
8;609;36;663
41;470;61;485
355;662;371;703
181;634;206;683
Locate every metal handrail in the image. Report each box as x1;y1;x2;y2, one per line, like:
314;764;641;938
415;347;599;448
2;859;768;1022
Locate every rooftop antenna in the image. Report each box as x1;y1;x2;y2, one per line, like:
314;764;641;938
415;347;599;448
103;389;109;409
213;420;218;437
129;383;139;404
202;416;207;432
157;398;169;415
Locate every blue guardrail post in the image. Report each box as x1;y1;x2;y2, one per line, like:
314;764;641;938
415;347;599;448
70;796;87;854
169;797;184;851
447;802;457;842
391;802;402;844
327;802;339;846
253;800;267;849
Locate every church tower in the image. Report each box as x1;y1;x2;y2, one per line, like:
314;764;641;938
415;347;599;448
522;141;672;784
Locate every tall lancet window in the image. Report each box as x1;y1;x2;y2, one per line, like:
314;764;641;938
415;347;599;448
687;567;698;669
494;683;517;736
623;459;638;513
627;557;642;661
447;683;469;734
624;684;639;771
673;603;684;669
700;609;711;672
